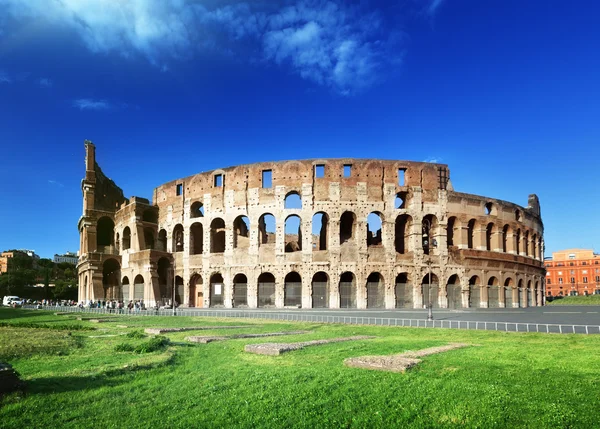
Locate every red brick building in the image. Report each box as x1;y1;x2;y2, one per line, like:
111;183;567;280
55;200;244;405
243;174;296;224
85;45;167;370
544;249;600;296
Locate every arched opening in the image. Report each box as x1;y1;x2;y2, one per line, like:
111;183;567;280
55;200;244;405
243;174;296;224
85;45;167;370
190;201;204;218
532;234;538;259
517;279;524;307
157;229;167;252
422;272;439;309
447;217;457;247
189;274;203;308
339;272;356;308
172;224;184;252
366;272;384;308
209;273;224;307
122;276;130;302
467;219;476;249
524;231;530;256
422;214;437;255
284;272;302;307
340;212;356;244
175;276;184;307
257;272;276;307
210;218;226;253
143;227;155;250
115;232;120;252
469;276;481;308
233;216;250;249
84;275;88;300
134;274;144;302
122;227;131;250
233;274;247;307
366;213;383;247
395;273;411;308
284;215;302;252
534;281;539;306
485;223;494;251
102;258;121;300
190;223;203;255
142;209;158;223
502;225;509;253
504;278;514;308
284;191;302;209
515;229;521;254
312;272;329;308
395;214;412;254
258;213;276;245
395;192;407;209
312;212;329;251
527;280;533;306
447;274;461;309
485;202;493;215
157;257;171;306
97;217;115;250
488;276;500;308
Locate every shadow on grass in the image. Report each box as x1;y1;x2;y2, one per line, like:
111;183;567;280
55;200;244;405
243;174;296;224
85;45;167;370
0;309;60;321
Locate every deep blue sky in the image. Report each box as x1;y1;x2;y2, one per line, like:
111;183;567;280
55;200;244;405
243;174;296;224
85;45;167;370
0;0;598;259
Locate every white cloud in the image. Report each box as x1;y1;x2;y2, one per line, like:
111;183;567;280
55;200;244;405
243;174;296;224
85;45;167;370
72;98;111;111
423;157;443;164
37;78;52;87
1;0;405;95
48;180;64;187
0;71;11;83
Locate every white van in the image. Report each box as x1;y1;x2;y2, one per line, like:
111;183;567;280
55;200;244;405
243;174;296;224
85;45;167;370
2;296;21;307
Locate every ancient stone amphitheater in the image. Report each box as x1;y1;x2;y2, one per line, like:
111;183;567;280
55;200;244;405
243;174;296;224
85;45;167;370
78;141;545;309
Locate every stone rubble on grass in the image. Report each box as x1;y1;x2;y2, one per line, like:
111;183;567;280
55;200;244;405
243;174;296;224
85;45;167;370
343;343;470;373
244;336;376;356
185;330;308;343
145;326;254;335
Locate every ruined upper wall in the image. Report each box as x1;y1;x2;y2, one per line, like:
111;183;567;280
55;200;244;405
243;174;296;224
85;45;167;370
153;159;449;206
94;162;127;212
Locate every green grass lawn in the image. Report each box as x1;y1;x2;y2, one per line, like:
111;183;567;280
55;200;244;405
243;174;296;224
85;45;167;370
0;308;598;428
547;294;600;305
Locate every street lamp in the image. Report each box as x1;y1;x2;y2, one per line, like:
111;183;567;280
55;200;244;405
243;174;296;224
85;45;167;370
422;218;437;322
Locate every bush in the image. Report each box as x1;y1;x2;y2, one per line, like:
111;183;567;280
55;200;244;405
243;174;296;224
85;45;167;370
134;336;170;354
126;329;147;339
114;343;135;352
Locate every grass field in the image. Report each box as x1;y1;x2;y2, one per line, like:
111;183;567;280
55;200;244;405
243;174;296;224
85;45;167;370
0;308;599;428
547;294;600;305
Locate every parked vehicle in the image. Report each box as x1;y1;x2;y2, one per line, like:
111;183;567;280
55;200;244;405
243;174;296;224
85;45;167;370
2;296;22;307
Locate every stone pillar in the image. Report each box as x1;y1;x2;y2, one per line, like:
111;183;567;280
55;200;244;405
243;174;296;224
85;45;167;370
330;275;340;309
247;275;258;309
302;274;312;309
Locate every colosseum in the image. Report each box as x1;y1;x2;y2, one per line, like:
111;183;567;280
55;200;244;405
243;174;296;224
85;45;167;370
77;141;545;310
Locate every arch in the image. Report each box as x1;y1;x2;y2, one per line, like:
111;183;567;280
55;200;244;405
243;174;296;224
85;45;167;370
469;275;481;308
515;209;521;221
284;215;302;252
97;217;114;248
233;274;247;307
517;279;524;307
210;218;226;253
395;273;412;308
524;231;530;256
284;191;302;209
257;272;276;307
504;277;514;308
534;280;539;306
122;226;131;250
143;227;155;250
447;216;458;247
172;224;184;252
395;192;407;209
284;272;302;307
527;279;533;306
532;234;538;259
189;273;203;308
133;274;144;302
190;223;203;255
258;213;276;245
340;211;356;244
142;209;158;223
175;276;184;306
446;274;461;309
515;229;521;254
233;215;250;249
488;276;500;308
157;257;171;305
115;232;120;252
190;201;204;218
312;212;329;251
502;224;510;253
467;219;476;249
122;276;130;302
366;272;384;308
102;258;121;300
209;273;224;307
339;271;356;308
485;223;494;251
157;229;167;252
395;214;412;254
421;272;439;309
366;212;383;247
485;202;494;215
312;272;329;308
422;214;438;255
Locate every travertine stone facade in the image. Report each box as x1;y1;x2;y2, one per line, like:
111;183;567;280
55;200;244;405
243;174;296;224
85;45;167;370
78;141;545;309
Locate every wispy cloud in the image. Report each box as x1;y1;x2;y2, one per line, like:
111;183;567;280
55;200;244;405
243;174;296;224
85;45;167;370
48;180;64;187
72;98;111;111
423;157;443;164
0;0;412;95
0;71;11;84
37;78;52;88
428;0;446;15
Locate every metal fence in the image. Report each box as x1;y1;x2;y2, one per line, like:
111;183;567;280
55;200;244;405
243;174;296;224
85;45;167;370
24;305;600;334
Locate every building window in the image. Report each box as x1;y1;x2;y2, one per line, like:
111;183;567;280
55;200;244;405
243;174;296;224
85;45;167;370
343;164;352;178
557;263;564;266
569;262;574;266
570;277;575;283
315;164;325;178
398;168;406;186
262;170;272;188
570;270;575;275
559;278;563;284
583;277;588;283
596;276;600;282
547;279;551;284
176;183;183;196
582;261;587;265
214;174;223;187
568;254;575;259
